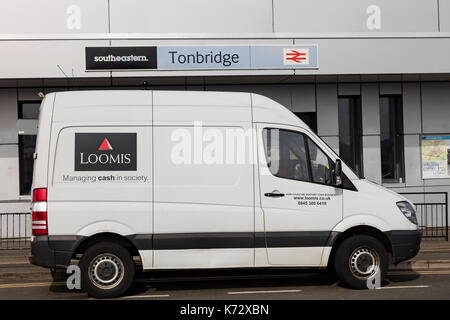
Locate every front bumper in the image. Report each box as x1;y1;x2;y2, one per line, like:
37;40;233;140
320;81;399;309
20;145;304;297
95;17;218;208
30;236;74;269
385;229;422;264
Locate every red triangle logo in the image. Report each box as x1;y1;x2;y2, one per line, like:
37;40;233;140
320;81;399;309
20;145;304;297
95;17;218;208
98;138;113;150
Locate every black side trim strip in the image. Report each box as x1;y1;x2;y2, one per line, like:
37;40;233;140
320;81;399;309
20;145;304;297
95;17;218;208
265;231;333;248
151;231;335;250
47;231;340;252
127;234;153;250
255;232;266;248
154;233;254;250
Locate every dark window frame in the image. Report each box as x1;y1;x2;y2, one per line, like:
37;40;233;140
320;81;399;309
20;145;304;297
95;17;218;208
18;101;41;119
379;95;405;183
18;135;36;195
18;101;41;195
338;95;364;178
294;112;317;134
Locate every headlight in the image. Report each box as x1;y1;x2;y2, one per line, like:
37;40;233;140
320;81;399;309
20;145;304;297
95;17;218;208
396;201;417;224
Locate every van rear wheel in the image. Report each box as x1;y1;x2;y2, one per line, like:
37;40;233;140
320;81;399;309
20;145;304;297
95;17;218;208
334;235;388;289
79;242;135;298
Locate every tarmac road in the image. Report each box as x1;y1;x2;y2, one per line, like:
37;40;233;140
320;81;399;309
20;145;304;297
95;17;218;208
0;240;449;300
0;266;449;300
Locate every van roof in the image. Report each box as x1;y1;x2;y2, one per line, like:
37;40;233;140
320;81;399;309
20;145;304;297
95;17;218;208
47;90;309;129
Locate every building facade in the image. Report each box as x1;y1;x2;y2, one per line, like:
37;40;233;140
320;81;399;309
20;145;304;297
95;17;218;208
1;0;450;221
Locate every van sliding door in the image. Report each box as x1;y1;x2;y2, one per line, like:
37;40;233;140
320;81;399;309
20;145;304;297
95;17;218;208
152;125;255;268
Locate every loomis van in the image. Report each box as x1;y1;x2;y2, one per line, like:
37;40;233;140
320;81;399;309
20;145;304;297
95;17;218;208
30;91;421;298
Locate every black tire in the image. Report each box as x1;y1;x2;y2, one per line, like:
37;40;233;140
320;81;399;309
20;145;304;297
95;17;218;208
334;235;388;289
79;242;135;298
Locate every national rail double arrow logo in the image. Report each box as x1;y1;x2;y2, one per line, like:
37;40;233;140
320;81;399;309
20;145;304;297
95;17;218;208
283;48;309;65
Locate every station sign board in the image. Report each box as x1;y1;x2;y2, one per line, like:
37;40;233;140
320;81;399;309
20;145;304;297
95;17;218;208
85;45;318;71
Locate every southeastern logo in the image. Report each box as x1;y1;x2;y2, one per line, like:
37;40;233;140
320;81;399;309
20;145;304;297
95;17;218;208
75;133;137;171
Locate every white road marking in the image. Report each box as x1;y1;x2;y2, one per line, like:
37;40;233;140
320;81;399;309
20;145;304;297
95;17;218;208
376;285;430;290
227;289;301;295
122;294;170;299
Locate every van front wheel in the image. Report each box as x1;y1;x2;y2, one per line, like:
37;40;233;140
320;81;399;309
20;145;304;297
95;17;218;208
334;235;388;289
79;242;135;298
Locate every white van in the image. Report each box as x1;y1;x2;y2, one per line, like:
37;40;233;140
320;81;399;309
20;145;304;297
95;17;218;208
30;90;421;298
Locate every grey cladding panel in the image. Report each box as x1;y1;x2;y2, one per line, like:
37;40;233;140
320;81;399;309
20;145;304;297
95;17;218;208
321;136;339;155
292;84;316;112
440;0;450;31
302;38;450;75
0;145;20;200
0;89;18;144
338;83;360;96
380;83;401;95
110;0;273;33
316;84;338;136
404;135;423;187
362;135;382;184
402;83;422;134
0;0;109;34
421;83;450;133
274;0;438;32
361;83;380;135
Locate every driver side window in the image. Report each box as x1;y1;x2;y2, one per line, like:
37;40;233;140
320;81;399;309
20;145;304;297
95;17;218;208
263;129;309;182
263;128;336;186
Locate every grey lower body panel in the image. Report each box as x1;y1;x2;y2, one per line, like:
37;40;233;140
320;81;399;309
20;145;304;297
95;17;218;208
30;235;84;269
31;230;421;269
385;230;422;264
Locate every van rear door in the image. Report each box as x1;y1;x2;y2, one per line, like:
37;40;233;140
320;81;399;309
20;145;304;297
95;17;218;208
46;92;153;266
31;94;55;193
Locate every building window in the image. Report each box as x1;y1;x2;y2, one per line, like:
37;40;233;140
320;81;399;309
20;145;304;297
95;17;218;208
294;112;317;133
18;101;40;195
18;135;36;195
379;95;405;183
18;102;40;119
338;96;363;177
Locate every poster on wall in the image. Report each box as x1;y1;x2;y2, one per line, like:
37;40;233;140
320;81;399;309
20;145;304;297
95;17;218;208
421;135;450;179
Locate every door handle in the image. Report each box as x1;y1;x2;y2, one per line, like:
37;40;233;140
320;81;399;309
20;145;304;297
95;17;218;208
264;191;285;198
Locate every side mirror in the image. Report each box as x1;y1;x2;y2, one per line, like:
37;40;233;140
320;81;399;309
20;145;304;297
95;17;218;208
335;159;343;187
